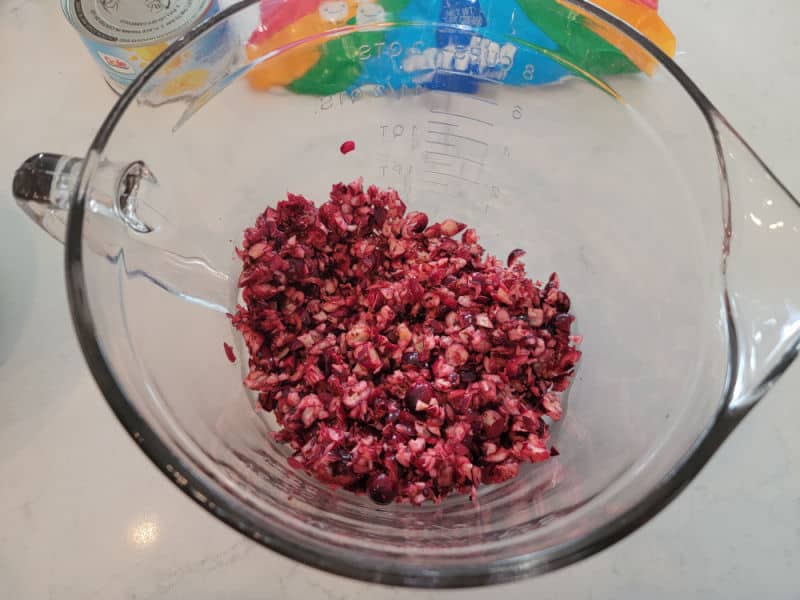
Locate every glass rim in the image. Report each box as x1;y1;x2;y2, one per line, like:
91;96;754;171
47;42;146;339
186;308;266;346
60;0;797;587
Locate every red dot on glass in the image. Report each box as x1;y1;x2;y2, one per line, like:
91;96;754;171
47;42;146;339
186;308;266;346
340;140;356;154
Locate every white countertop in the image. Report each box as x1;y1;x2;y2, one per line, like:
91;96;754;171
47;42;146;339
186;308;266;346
1;1;799;598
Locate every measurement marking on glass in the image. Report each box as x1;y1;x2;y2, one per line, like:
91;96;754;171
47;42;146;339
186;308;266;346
431;90;498;105
430;109;494;126
424;159;454;168
427;120;458;128
425;131;489;147
423;180;449;187
426;140;457;148
423;151;485;167
467;96;498;105
424;170;481;185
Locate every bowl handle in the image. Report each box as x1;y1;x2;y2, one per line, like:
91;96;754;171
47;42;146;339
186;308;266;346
13;153;84;243
13;153;157;243
12;152;232;314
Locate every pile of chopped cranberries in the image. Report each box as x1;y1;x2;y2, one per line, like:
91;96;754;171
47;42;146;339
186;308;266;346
230;179;581;505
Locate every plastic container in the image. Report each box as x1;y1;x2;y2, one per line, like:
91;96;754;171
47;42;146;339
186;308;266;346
61;0;234;103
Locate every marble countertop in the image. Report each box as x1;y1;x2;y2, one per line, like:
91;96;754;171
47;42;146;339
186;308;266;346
1;1;799;598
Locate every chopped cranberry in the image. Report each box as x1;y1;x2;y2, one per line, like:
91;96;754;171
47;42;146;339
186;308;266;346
402;351;422;368
445;343;469;366
402;211;429;236
553;313;574;333
340;140;356;154
373;205;387;227
231;179;581;505
440;219;466;236
556;291;571;312
223;342;236;363
459;369;478;383
482;410;506;439
405;382;433;412
507;248;526;267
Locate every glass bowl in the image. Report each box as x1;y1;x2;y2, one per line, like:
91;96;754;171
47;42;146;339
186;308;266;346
12;0;800;587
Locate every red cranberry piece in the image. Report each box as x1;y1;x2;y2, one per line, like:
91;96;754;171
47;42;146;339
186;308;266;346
402;351;422;368
482;410;505;438
302;282;320;298
440;219;466;236
259;394;276;411
318;352;333;377
429;319;445;335
445;343;469;366
552;313;573;333
552;376;570;391
288;257;306;277
373;205;387;227
459;369;478;383
398;410;417;427
405;382;433;411
223;342;236;363
402;211;429;236
556;292;571;312
340;140;356;154
507;248;526;267
367;473;397;504
386;409;401;424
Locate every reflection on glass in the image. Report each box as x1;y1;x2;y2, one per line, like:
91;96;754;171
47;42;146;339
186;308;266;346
130;517;159;547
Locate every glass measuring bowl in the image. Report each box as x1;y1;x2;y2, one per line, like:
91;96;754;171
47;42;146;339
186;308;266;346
11;0;800;587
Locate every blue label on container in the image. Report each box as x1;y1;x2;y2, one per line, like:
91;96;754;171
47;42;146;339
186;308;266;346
349;0;569;95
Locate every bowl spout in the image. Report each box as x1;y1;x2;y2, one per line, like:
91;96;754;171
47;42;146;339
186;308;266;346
715;116;800;417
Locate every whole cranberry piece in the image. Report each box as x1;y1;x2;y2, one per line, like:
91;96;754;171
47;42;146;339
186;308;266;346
373;205;387;227
405;382;433;412
556;292;571;312
367;473;397;504
553;313;573;333
401;351;422;368
459;369;478;383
